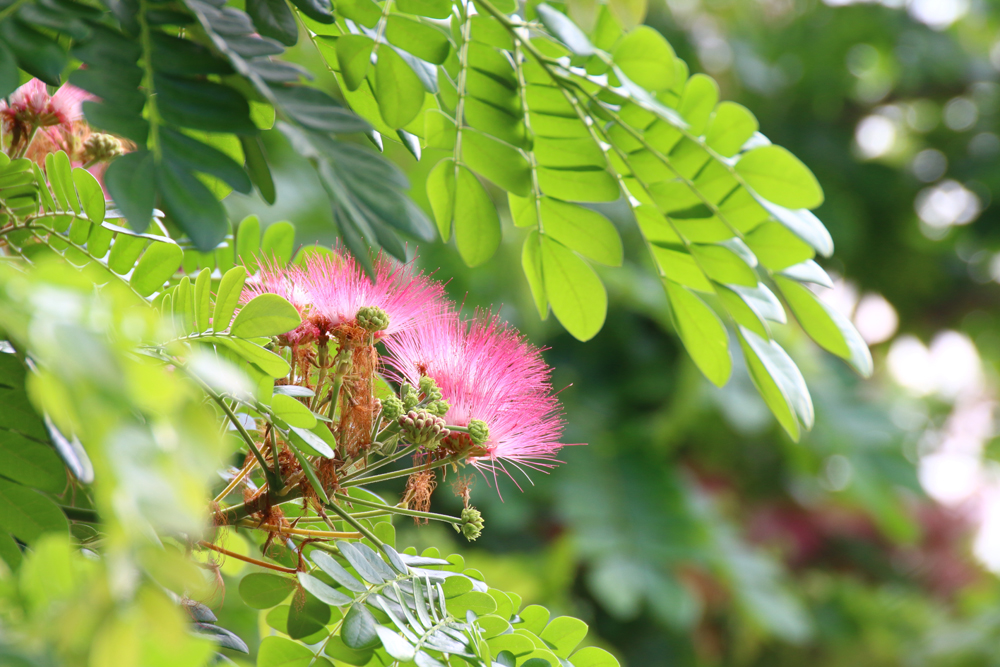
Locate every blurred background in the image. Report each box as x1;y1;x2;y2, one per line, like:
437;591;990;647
225;0;1000;663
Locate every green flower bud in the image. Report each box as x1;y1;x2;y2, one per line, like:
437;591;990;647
83;133;123;163
468;419;489;445
398;410;450;449
456;506;484;541
401;383;420;410
418;375;443;401
381;395;404;421
356;305;390;333
426;399;450;417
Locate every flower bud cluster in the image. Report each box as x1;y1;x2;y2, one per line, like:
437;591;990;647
356;305;389;333
398;410;450;449
457;506;484;541
83;133;123;163
468;419;489;445
381;395;405;421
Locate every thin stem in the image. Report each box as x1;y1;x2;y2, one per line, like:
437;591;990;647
237;520;361;540
137;0;161;157
325;500;384;549
340;450;467;488
339;442;419;484
333;492;461;525
214;458;258;504
189;374;279;490
198;540;298;574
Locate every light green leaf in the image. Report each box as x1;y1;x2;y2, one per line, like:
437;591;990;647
613;25;676;91
705;101;758;158
454;165;502;267
272;394;317;429
71;168;105;224
540;235;607;341
449;591;498;616
130;242;183;297
570;647;620;667
204;336;291;378
650;246;713;292
395;0;451;18
289;424;335;458
324;636;374;666
427;157;456;241
213;265;248;332
236;214;261;269
664;279;731;386
385;15;450;64
535;4;595;56
257;636;314;667
461;130;532;196
342;604;380;649
107;234;145;275
690;244;757;286
521;231;548;318
230;293;301;338
239;573;297;609
374;47;425;129
261;221;295;265
374;627;415;662
736;145;824;210
540;616;588;658
744;222;815;271
537;167;619;203
678;74;719;136
424;109;456;150
608;0;647;29
298;572;353;606
193;268;212;333
540;198;623;266
738;327;813;439
774;276;873;377
336;35;375;92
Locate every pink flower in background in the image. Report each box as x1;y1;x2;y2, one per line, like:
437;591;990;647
1;79;94;157
240;249;447;344
385;309;569;486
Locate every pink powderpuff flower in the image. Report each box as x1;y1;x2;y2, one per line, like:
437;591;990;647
239;249;447;345
384;309;570;489
1;79;93;155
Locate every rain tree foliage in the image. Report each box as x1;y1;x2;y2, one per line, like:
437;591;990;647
0;206;616;666
0;0;870;439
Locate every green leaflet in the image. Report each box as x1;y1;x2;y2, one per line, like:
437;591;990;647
738;327;813;440
0;479;69;544
612;25;676;91
774;276;873;377
230;293;301;338
522;231;548;318
705;101;758;157
336;35;375;92
540;235;607;341
239;572;298;609
130;242;184;297
539;198;623;266
663;279;731;387
375;46;426;129
735;145;824;210
212;266;248;332
271;393;318;428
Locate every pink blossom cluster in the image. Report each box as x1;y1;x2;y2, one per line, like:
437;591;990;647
242;248;569;480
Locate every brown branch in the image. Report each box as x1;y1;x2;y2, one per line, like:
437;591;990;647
197;540;298;574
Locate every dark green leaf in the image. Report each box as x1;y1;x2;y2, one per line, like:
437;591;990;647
0;19;65;85
0;430;66;494
239;135;276;205
105;151;156;233
154;74;257;134
287;589;331;639
247;0;299;46
0;41;19;99
81;101;149;145
0;478;69;544
312;551;367;593
289;0;334;23
375;626;415;662
159;128;252;194
156;158;229;251
272;85;371;134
